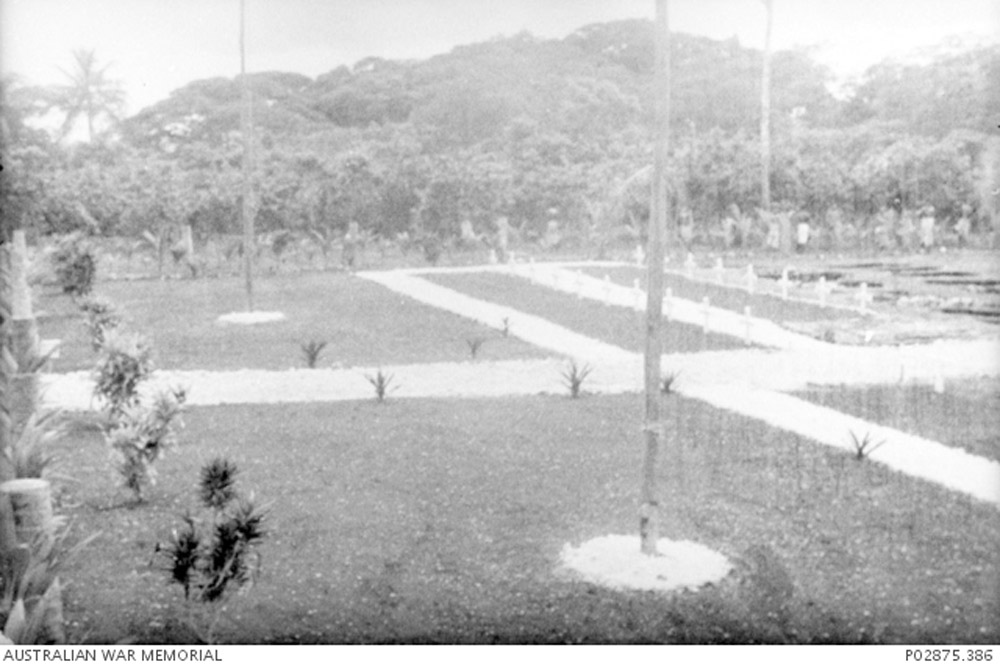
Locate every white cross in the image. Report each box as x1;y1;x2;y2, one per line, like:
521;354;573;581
779;266;791;300
816;276;831;307
855;282;873;312
714;257;725;284
684;252;696;278
746;264;758;294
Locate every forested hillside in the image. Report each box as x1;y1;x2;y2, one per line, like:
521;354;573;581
3;20;998;253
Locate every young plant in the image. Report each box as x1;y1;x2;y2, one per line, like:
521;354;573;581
561;360;592;399
158;457;267;644
300;340;328;368
848;430;886;461
364;369;397;403
661;371;681;395
79;295;122;352
500;317;511;337
93;329;154;418
465;336;486;359
50;232;96;298
108;388;187;503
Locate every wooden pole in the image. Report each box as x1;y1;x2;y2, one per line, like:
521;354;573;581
760;0;773;212
640;0;671;556
239;0;255;312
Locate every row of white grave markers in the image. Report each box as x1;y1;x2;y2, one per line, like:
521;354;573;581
679;257;878;312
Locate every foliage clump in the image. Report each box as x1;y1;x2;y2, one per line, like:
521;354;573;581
158;457;267;643
93;329;154;417
50;232;96;297
107;388;187;502
78;294;122;351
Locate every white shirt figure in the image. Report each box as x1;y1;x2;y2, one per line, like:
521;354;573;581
796;221;810;248
920;208;935;249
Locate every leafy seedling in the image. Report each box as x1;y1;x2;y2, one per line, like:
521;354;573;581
661;371;680;394
500;317;511;337
365;369;397;403
561;360;592;399
848;430;886;460
466;336;486;359
300;340;328;368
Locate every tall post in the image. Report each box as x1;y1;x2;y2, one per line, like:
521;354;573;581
239;0;255;312
640;0;671;556
760;0;773;212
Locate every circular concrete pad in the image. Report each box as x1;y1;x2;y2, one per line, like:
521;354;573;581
560;535;732;592
216;311;286;324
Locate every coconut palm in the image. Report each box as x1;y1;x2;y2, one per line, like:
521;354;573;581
55;49;125;143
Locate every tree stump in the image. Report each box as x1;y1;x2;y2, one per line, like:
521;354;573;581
0;478;55;547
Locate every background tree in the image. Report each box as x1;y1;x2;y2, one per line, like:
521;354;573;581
54;49;125;143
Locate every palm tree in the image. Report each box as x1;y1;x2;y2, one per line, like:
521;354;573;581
55;49;125;143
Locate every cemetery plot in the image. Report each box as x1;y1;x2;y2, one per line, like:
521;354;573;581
793;377;1000;463
57;395;999;644
35;273;548;372
424;271;754;354
578;264;867;323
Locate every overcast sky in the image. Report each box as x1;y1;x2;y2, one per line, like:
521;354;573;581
2;0;997;115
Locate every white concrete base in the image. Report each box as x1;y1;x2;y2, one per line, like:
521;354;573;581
560;535;732;592
216;311;286;325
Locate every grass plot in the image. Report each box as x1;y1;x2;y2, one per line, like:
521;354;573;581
56;394;998;644
36;273;547;372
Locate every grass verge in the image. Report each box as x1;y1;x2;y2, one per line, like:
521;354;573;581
793;377;1000;463
425;272;751;354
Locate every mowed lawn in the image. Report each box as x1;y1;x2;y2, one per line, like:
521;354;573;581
425;272;753;353
793;378;1000;463
56;394;999;644
35;273;548;372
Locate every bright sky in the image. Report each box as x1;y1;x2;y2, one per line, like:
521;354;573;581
2;0;997;115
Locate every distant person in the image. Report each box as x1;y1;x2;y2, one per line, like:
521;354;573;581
897;208;916;252
954;204;972;248
919;206;936;252
795;216;811;253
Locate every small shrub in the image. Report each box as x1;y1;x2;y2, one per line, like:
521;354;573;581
661;371;680;394
93;330;154;417
158;457;267;644
500;317;511;337
51;232;96;298
848;430;886;460
107;388;187;502
421;236;443;265
79;295;122;352
364;369;397;403
300;340;327;368
199;458;239;511
561;360;592;399
465;336;486;358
